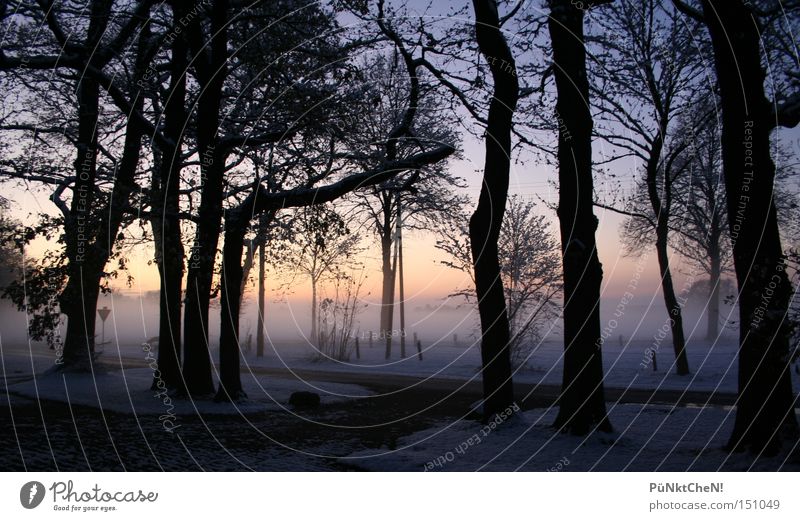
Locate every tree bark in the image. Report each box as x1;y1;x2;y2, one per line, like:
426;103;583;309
700;0;798;454
152;2;187;390
647;139;690;375
216;212;246;401
707;240;721;340
256;240;265;357
380;200;396;358
182;0;229;395
655;231;690;375
311;276;318;344
549;0;611;434
469;0;518;419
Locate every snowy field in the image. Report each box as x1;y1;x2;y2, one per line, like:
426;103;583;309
4;335;800;396
344;404;800;471
3;339;799;471
241;337;800;395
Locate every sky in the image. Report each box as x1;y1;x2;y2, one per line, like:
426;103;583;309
3;126;684;345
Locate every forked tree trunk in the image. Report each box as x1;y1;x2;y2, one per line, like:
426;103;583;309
549;0;611;434
469;0;518;419
59;0;138;366
700;0;798;454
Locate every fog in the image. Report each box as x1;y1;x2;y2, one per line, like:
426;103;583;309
0;289;738;355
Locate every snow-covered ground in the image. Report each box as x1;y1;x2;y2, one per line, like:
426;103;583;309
4;366;372;417
344;404;800;471
3;340;800;471
240;337;800;395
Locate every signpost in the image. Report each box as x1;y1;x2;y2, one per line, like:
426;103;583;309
97;306;111;349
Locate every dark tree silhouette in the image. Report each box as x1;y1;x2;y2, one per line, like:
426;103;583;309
149;1;189;391
469;0;519;418
343;56;463;359
684;0;799;453
179;0;335;394
0;0;155;368
436;196;562;368
591;0;705;375
180;0;232;395
668;102;731;342
549;0;612;434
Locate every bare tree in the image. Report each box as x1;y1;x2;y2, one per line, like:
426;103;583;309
342;54;464;358
211;0;456;400
677;0;800;453
668;101;731;341
590;0;706;375
277;205;362;344
314;269;366;362
436;196;561;367
548;0;613;434
467;0;519;418
214;144;454;400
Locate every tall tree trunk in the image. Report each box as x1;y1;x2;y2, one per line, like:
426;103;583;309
216;212;246;401
397;194;406;359
59;65;101;366
236;214;272;357
646;132;690;375
256;240;265;357
379;202;396;358
152;2;187;390
182;0;229;395
655;230;690;374
156;231;184;390
707;239;721;340
700;0;798;454
311;276;318;344
59;273;102;366
549;0;611;434
470;0;518;419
